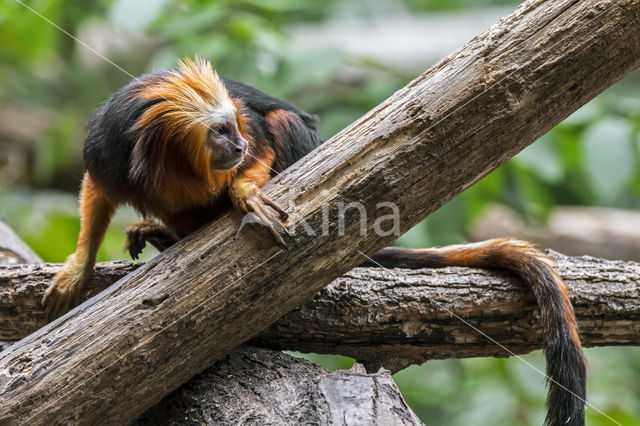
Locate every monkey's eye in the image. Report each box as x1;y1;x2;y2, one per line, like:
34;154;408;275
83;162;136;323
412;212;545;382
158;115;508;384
215;126;227;136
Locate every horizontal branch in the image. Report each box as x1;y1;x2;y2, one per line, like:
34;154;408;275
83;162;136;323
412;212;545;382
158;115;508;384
3;1;640;423
2;252;638;372
0;261;138;340
259;251;640;372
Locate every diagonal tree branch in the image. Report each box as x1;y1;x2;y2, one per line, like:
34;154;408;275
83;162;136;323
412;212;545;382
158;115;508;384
2;1;640;423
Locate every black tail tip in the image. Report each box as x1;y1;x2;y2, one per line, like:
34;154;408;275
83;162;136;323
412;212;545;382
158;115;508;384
544;337;587;426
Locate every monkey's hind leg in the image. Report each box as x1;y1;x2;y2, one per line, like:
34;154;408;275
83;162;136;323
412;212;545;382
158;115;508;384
43;174;116;320
124;220;178;260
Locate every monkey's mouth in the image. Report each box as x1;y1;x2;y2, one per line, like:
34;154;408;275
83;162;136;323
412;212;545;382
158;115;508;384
210;150;246;170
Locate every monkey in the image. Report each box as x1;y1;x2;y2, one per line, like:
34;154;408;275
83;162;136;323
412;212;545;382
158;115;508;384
43;57;586;426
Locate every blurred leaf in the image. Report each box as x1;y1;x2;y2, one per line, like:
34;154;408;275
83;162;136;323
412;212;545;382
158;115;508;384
425;195;468;245
109;0;170;32
35;107;80;183
395;219;431;248
465;166;506;219
0;0;62;68
514;134;564;184
155;3;225;38
583;118;634;202
511;166;554;221
563;101;600;126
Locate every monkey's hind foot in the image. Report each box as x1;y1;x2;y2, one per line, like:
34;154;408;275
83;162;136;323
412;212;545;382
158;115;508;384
125;220;178;260
43;255;89;321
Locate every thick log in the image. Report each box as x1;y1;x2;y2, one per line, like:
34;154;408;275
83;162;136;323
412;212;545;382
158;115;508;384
0;218;42;264
2;1;640;423
135;346;422;426
0;261;138;340
1;252;638;371
256;251;640;372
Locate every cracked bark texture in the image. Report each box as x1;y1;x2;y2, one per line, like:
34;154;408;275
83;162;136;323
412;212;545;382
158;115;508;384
2;252;638;373
134;346;422;426
2;1;640;423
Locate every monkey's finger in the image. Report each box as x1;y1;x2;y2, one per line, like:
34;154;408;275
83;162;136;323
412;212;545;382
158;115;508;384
43;289;56;322
246;220;285;248
249;202;288;249
46;292;64;321
261;196;289;221
258;200;291;238
125;232;144;260
263;224;287;249
260;215;288;249
73;287;82;307
43;297;52;322
60;297;72;318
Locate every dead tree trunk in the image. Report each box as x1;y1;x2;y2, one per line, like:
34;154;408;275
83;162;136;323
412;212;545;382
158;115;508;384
2;1;640;424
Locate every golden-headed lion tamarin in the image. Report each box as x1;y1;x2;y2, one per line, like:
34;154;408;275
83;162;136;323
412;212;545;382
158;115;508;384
44;57;586;426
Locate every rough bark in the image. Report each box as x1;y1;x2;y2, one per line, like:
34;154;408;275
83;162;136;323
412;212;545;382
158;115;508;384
1;252;639;372
256;251;640;372
0;218;42;264
2;1;640;424
0;261;138;340
471;205;640;262
134;346;422;426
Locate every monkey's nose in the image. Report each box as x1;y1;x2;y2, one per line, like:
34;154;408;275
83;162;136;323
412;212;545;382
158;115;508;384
235;137;249;154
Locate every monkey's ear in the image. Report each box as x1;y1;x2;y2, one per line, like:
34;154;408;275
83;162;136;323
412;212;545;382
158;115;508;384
129;123;166;189
232;98;251;138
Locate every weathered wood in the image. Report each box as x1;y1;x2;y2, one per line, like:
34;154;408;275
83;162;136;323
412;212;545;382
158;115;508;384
0;218;42;264
256;251;640;372
1;252;639;372
0;261;138;340
2;1;640;423
135;345;423;426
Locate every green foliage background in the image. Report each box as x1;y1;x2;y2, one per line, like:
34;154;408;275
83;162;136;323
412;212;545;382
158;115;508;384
1;0;639;424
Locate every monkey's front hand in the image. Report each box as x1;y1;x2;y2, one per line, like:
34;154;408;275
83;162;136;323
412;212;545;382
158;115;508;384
43;253;89;320
231;179;289;248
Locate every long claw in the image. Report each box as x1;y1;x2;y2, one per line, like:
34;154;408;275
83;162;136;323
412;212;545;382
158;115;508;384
237;190;290;249
125;226;144;260
261;197;289;221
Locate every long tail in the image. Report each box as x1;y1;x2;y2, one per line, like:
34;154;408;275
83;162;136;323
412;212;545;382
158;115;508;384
364;238;586;426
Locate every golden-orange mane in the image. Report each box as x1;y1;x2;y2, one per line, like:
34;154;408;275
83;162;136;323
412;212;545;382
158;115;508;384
128;57;248;208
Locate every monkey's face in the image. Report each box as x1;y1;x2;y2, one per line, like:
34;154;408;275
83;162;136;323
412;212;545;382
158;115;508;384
207;120;248;170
